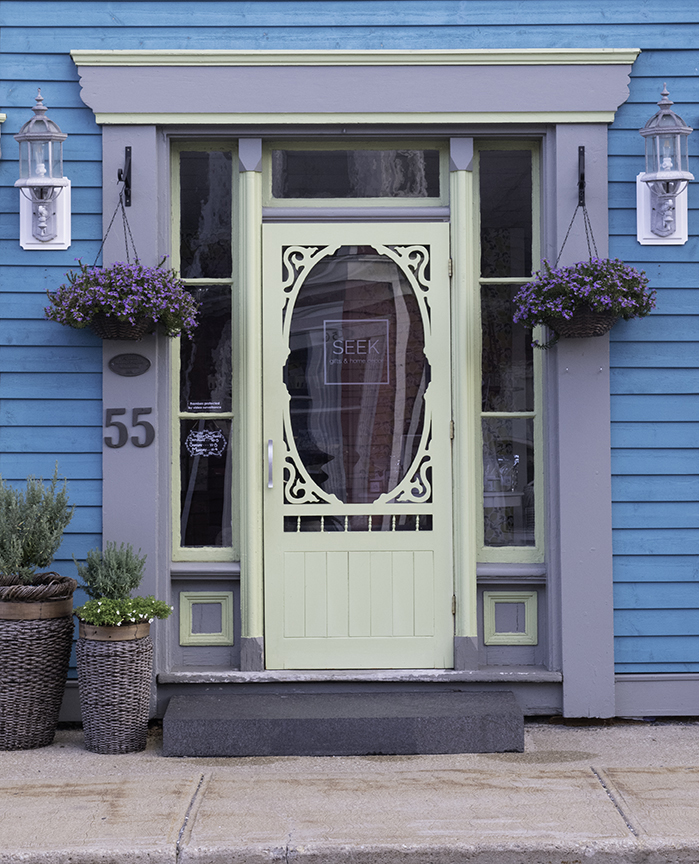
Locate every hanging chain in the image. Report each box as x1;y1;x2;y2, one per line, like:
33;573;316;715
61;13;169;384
535;148;602;350
120;192;139;263
92;189;139;267
554;203;599;268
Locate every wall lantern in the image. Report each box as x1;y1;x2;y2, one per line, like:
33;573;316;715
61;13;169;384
637;84;693;245
14;89;71;250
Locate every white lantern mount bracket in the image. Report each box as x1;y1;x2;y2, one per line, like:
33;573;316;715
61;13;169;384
14;89;71;250
638;84;693;244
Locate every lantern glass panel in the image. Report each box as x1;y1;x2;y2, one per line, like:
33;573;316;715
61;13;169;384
646;137;660;174
660;135;678;171
50;142;63;179
29;141;50;178
18;141;30;179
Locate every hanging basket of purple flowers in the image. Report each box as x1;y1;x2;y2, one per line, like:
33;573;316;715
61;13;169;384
45;259;199;340
513;258;656;348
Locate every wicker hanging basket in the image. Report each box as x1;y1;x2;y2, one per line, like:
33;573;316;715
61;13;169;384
544;308;619;339
0;574;77;751
76;623;153;754
90;314;153;341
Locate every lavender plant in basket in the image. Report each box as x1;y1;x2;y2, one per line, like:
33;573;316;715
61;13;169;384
45;259;198;340
513;258;656;348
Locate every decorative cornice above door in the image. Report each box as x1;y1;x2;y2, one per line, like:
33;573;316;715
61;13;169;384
71;48;639;127
71;48;640;66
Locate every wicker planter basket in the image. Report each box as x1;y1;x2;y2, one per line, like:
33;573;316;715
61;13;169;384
76;622;153;754
90;314;153;341
544;308;619;339
0;574;77;751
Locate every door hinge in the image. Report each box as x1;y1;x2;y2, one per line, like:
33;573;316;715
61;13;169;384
452;594;457;615
448;257;453;278
449;419;455;440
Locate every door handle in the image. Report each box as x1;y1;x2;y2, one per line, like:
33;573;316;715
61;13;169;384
267;439;274;488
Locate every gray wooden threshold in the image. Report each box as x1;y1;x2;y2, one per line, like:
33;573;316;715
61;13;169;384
158;666;562;684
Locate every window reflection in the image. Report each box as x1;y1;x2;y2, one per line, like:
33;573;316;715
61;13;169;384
180;419;232;547
180;151;232;278
272;150;440;199
482;417;535;547
180;285;232;413
480;150;532;278
285;246;429;505
481;284;533;413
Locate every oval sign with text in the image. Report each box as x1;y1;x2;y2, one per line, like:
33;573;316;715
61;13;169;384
108;354;151;377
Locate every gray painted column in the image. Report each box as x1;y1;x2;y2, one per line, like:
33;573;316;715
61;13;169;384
101;126;161;590
551;124;615;717
101;126;169;692
556;337;615;717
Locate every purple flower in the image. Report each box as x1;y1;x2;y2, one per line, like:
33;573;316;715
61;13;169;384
513;258;655;332
44;259;199;338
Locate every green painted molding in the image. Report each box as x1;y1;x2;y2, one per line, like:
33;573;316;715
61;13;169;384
71;48;640;67
93;111;618;126
179;591;234;646
239;169;265;641
450;168;479;639
483;591;538;646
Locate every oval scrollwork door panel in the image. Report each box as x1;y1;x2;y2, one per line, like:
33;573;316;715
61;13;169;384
263;223;453;669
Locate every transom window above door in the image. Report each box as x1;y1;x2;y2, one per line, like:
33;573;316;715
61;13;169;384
264;141;449;208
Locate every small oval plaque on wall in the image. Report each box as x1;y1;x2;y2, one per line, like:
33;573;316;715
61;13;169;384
108;353;151;377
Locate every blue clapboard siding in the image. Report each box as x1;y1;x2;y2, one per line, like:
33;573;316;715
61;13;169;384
614;476;699;502
608;42;699;674
613;424;699;448
4;2;699;682
0;4;102;592
615;556;699;582
1;0;104;606
3;1;699;28
614;502;699;529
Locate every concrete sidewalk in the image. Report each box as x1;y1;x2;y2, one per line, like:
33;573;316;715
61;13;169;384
2;719;699;863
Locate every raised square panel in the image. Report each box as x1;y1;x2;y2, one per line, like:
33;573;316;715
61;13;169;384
483;590;538;645
179;591;234;646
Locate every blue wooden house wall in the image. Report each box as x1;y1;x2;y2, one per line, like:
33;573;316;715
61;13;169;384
610;49;699;674
1;1;699;681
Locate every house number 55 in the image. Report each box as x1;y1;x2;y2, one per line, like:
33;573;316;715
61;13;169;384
104;408;155;449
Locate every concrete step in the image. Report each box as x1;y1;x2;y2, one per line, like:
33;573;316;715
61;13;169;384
162;690;524;756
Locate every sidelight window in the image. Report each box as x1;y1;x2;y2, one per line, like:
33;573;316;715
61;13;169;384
172;144;237;560
477;143;543;561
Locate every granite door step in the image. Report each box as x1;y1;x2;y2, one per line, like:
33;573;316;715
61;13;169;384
162;690;524;756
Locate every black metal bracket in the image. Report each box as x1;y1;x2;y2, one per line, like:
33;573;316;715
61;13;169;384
578;145;586;207
117;146;132;206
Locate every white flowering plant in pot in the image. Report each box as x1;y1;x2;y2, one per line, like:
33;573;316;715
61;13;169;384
73;541;172;626
73;542;172;754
